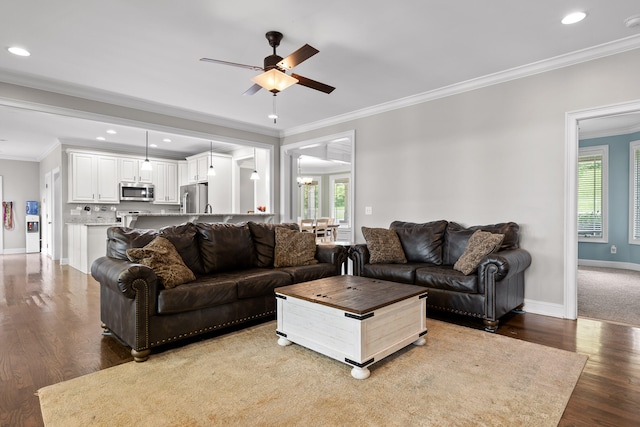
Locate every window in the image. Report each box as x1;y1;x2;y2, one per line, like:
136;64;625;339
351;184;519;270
300;178;320;219
330;174;350;227
630;141;640;244
578;145;608;242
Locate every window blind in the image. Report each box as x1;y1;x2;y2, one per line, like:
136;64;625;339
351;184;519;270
577;153;603;237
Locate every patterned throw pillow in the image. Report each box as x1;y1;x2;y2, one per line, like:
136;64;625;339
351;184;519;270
453;230;504;275
361;226;407;264
273;227;319;268
126;236;196;288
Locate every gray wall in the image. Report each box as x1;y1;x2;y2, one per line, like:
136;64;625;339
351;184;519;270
0;159;40;252
283;48;640;312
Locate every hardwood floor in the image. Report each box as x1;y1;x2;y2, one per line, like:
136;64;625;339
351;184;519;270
1;253;638;426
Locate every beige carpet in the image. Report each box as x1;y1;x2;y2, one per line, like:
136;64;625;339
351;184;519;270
38;319;587;427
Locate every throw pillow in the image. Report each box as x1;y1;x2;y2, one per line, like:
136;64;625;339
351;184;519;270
361;227;407;264
248;221;300;268
273;227;319;268
453;230;504;275
126;236;196;288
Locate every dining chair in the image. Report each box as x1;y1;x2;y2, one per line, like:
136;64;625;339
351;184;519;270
315;218;330;242
300;219;315;233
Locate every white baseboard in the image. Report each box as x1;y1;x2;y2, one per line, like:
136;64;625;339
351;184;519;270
578;259;640;272
522;299;566;319
2;248;26;254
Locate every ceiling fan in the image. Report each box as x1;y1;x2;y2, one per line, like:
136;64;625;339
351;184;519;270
200;31;335;96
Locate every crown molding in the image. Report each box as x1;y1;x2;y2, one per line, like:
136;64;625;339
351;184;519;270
282;34;640;138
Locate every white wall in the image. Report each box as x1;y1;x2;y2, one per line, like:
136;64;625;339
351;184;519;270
283;48;640;312
0;159;40;252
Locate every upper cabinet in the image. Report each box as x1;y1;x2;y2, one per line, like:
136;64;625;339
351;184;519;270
186;154;210;183
153;160;179;204
119;158;153;183
68;152;119;203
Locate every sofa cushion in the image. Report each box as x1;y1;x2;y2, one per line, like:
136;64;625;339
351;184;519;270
248;221;300;268
362;263;420;284
196;222;257;273
158;223;203;275
390;220;448;265
415;265;478;293
274;227;318;268
236;269;293;299
467;222;519;251
157;276;238;314
126;237;196;289
454;230;504;275
106;227;157;260
361;227;407;264
443;222;519;265
279;263;338;283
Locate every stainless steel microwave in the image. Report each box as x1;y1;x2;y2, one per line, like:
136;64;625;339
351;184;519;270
120;183;154;201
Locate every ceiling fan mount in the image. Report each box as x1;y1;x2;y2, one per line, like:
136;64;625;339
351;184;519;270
200;31;335;96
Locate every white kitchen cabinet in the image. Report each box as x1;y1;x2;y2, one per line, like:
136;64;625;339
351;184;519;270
119;158;153;183
68;152;119;203
153;160;179;204
186;154;210;183
67;223;112;274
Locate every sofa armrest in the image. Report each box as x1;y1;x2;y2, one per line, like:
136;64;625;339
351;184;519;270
349;244;370;276
91;256;159;307
316;244;349;275
477;248;532;284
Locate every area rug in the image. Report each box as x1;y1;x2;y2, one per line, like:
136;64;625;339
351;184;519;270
38;319;587;427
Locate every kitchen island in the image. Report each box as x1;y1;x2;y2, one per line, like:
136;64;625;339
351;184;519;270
119;212;276;228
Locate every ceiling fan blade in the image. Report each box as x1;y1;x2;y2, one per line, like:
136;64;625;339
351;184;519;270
291;73;335;94
242;84;262;96
200;58;263;71
277;44;319;70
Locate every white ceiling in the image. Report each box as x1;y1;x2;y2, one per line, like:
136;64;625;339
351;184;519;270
1;0;640;161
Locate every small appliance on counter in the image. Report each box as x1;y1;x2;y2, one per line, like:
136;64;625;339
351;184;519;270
180;183;209;213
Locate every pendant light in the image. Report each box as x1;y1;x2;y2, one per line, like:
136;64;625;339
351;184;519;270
207;141;216;176
250;148;260;180
140;131;152;171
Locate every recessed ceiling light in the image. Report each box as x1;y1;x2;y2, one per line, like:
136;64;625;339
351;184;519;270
150;144;158;148
562;12;587;25
625;14;640;28
162;138;172;143
106;129;117;134
8;46;30;56
96;136;106;141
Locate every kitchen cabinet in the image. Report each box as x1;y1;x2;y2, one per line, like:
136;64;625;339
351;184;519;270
67;223;113;274
186;154;210;183
119;158;153;183
153;160;179;204
68;152;119;203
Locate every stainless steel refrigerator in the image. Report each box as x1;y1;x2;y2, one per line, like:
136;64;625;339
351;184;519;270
180;183;209;213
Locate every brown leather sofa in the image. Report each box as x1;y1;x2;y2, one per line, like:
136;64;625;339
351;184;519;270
350;221;531;332
91;221;348;361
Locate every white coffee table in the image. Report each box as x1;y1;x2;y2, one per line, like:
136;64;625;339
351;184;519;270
275;275;428;379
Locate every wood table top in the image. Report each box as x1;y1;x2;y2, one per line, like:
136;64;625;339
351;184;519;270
275;275;427;314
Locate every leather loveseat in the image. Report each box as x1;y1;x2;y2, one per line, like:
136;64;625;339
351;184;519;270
350;221;531;332
91;221;348;361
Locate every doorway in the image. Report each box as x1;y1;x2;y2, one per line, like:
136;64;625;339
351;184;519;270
565;100;640;320
280;130;355;242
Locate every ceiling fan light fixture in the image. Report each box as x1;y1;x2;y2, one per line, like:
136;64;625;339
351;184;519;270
251;69;298;93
